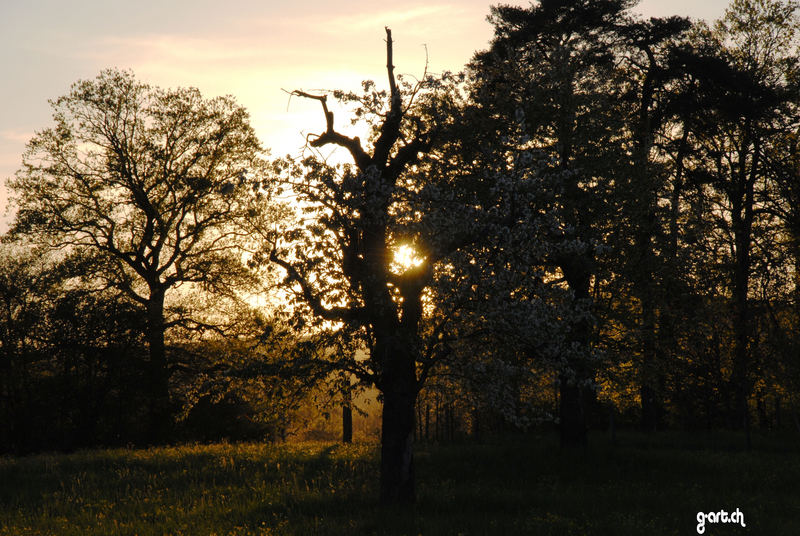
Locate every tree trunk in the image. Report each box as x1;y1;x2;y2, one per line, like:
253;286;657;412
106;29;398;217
146;285;170;444
435;394;441;442
640;299;660;432
378;338;417;504
425;402;430;442
731;207;752;447
633;54;662;434
757;396;768;430
732;246;750;438
380;386;416;504
730;136;757;450
559;260;592;447
342;386;353;444
559;376;587;446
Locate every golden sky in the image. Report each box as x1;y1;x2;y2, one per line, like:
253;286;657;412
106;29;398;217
0;0;732;229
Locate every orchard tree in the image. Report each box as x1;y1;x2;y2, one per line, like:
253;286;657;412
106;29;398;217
264;29;437;503
259;27;523;503
8;69;264;441
467;0;634;445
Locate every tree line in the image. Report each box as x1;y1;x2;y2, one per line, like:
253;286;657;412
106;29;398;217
2;0;800;504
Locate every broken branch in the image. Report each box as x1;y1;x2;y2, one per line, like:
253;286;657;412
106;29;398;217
285;88;371;170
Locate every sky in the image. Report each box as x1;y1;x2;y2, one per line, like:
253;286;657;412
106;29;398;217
0;0;733;229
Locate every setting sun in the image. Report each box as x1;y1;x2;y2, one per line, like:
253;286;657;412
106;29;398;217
392;243;424;273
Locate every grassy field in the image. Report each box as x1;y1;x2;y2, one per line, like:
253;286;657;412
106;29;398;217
1;432;798;535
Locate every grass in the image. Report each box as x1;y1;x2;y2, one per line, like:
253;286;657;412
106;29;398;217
1;431;798;535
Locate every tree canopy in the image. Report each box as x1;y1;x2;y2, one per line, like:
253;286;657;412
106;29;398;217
8;69;265;440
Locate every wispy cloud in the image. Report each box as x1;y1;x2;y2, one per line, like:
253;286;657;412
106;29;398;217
0;130;33;144
82;35;274;66
324;5;465;32
244;4;476;42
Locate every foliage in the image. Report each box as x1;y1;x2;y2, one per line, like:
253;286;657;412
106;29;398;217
8;68;263;300
0;242;152;453
6;69;269;440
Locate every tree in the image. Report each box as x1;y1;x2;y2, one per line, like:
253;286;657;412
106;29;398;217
467;0;634;445
684;0;799;443
0;242;151;453
612;15;692;431
8;69;264;441
257;28;489;503
0;243;57;453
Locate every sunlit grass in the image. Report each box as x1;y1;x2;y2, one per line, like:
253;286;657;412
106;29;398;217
1;433;798;535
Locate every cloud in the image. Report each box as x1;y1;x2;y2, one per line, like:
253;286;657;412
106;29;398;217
244;3;479;46
0;130;33;144
324;5;466;32
80;35;274;67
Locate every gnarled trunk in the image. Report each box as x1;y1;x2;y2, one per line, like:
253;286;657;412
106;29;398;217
380;385;416;504
377;337;417;504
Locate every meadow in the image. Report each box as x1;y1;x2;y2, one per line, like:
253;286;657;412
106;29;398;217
1;432;797;535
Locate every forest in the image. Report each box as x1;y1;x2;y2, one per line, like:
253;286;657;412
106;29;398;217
2;0;800;528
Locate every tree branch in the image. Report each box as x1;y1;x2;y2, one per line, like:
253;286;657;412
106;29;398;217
372;27;404;166
287;89;371;170
386;135;432;181
269;247;367;324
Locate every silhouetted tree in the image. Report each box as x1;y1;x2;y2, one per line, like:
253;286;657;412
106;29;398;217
684;0;799;444
0;242;152;453
256;28;500;503
468;0;635;446
0;244;57;452
8;69;263;441
612;15;693;431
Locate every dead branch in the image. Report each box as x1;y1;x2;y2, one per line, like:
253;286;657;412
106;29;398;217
372;27;405;166
402;43;429;115
285;88;370;170
385;27;399;102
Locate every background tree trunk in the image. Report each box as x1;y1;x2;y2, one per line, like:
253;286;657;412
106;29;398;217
560;261;592;446
146;285;170;444
342;386;353;444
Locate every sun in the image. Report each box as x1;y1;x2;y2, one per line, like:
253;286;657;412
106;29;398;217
392;244;424;273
